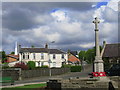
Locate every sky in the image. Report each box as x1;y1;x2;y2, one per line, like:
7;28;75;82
1;0;119;53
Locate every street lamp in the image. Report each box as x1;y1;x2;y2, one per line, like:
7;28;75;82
81;57;84;71
48;58;52;76
48;41;55;76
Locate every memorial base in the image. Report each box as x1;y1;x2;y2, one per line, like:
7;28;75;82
94;56;104;72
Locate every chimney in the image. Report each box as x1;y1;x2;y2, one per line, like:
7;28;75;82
18;45;21;53
45;43;48;49
15;42;18;55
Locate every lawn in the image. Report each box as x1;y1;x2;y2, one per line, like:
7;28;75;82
2;83;46;90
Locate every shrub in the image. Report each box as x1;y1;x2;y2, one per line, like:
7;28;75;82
40;65;49;68
62;64;71;68
35;66;41;69
2;65;9;69
70;66;81;72
14;62;28;70
27;61;36;70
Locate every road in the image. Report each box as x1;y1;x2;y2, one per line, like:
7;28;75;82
2;64;92;87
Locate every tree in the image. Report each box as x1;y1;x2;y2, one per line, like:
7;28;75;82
85;49;95;64
85;46;102;64
1;51;7;63
78;46;103;64
79;51;86;60
11;52;15;54
27;61;36;69
31;45;35;48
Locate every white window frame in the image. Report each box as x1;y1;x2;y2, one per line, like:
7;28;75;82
33;53;35;59
61;54;64;59
41;53;44;59
53;54;56;59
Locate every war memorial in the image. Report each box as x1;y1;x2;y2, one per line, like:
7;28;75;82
46;17;120;90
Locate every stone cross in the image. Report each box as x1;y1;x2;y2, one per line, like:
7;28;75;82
93;17;104;73
93;17;100;31
93;17;100;57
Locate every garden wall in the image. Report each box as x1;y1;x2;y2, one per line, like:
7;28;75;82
2;68;70;80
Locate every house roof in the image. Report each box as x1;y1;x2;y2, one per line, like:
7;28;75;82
68;54;80;63
7;54;19;59
103;43;120;58
20;48;66;54
70;51;78;56
49;49;66;54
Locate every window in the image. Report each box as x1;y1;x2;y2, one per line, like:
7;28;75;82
23;54;25;59
53;54;56;59
62;54;64;59
41;53;44;59
28;54;29;59
53;62;56;67
33;53;35;59
41;62;44;66
38;61;40;66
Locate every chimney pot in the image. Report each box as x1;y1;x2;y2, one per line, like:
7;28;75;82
45;43;48;49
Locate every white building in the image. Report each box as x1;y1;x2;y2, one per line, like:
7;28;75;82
18;44;68;68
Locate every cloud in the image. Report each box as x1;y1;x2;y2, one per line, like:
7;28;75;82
92;0;118;23
107;0;120;11
2;2;118;53
51;9;69;22
103;7;118;22
79;42;95;48
93;6;106;22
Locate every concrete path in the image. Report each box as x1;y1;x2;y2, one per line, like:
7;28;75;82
1;64;92;88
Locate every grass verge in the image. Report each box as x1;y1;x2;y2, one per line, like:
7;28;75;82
2;83;46;90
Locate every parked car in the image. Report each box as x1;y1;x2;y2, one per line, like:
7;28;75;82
105;64;120;76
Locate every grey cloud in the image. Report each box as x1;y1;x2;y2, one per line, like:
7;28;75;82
103;7;118;23
3;8;36;30
2;2;96;30
2;2;118;54
3;2;96;12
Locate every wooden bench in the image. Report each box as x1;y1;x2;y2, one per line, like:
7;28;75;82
0;77;14;85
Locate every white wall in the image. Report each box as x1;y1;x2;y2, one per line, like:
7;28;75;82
19;52;68;68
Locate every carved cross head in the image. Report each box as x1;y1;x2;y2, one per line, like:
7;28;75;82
93;17;100;29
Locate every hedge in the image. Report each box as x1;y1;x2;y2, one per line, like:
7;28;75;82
70;66;81;72
40;65;49;68
62;64;71;68
27;61;36;70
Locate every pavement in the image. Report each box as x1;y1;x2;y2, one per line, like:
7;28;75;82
1;64;92;88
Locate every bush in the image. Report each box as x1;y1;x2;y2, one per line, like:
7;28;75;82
2;65;9;69
62;64;71;68
14;62;28;70
70;66;81;72
40;65;49;68
27;61;36;70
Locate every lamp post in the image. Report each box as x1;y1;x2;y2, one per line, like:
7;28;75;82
48;41;55;76
81;57;84;71
48;58;52;76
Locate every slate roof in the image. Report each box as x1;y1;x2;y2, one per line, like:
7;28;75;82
20;48;66;54
103;43;120;58
70;51;78;56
